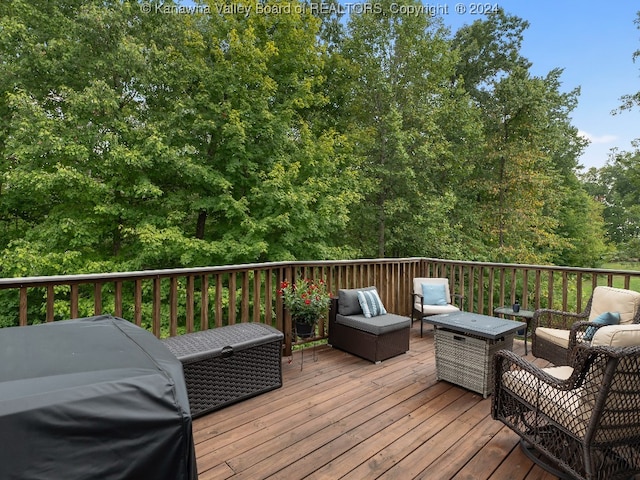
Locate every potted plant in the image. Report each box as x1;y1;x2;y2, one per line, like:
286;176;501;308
278;278;331;338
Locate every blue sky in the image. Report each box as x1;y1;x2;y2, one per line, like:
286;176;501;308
438;1;640;170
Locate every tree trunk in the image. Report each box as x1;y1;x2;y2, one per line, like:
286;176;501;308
196;210;207;239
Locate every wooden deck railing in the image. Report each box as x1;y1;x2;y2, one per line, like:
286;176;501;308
1;257;640;354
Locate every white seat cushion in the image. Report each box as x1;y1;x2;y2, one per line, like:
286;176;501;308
535;326;570;348
591;324;640;347
414;303;460;315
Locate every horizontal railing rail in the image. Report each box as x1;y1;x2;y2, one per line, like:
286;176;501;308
2;257;640;355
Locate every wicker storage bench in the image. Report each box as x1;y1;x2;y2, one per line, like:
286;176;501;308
162;323;283;418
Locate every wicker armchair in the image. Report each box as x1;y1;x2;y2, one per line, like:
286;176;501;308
493;324;640;480
531;286;640;365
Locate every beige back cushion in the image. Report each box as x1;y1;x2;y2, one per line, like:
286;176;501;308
591;324;640;347
589;286;640;325
412;277;451;304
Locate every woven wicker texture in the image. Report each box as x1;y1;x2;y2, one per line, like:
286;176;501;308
162;323;282;362
531;289;640;366
435;328;513;398
328;297;410;363
493;344;640;480
163;324;283;418
531;296;593;365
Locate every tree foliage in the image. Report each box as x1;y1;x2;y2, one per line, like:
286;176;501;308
0;0;612;281
586;143;640;260
338;0;480;258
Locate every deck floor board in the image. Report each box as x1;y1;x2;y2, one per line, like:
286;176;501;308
194;326;559;480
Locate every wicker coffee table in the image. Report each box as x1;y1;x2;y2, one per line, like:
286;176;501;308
425;312;526;397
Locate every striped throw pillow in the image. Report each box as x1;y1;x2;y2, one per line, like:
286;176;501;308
356;289;387;318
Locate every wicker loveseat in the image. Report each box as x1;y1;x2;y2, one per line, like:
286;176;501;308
531;286;640;365
328;287;410;363
493;324;640;480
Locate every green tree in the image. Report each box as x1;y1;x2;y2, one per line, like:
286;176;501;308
0;0;188;274
453;10;593;265
0;0;360;280
595;144;640;259
339;0;480;258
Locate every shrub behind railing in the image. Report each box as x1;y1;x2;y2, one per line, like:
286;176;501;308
2;258;640;355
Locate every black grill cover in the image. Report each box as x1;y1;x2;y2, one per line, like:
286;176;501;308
0;315;197;480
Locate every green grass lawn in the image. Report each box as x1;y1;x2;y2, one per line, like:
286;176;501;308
600;262;640;291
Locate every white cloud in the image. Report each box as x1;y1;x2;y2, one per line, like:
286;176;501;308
578;130;618;144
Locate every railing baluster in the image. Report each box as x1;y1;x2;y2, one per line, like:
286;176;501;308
153;277;161;337
487;267;495;313
169;277;178;337
562;271;569;312
186;275;194;332
468;264;475;312
19;287;27;326
576;273;583;313
114;281;123;317
201;275;209;330
215;273;223;328
241;272;249;323
522;269;529;309
134;279;142;327
94;283;102;316
70;285;79;319
46;285;55;322
253;271;261;323
264;269;273;326
477;266;485;314
510;268;517;305
498;267;506;309
534;269;542;309
228;273;237;325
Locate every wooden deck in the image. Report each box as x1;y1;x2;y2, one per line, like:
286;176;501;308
192;325;560;480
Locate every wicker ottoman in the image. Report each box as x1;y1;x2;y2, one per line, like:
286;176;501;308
162;323;283;418
434;328;513;398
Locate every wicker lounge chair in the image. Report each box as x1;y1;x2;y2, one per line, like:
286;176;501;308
531;286;640;365
493;324;640;480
